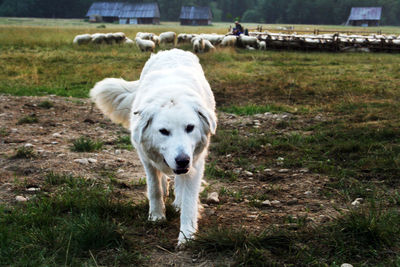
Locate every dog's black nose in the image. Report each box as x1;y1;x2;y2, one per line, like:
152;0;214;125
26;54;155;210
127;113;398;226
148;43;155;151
175;154;190;168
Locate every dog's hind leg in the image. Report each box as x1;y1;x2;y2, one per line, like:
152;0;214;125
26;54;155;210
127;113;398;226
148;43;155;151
143;162;166;221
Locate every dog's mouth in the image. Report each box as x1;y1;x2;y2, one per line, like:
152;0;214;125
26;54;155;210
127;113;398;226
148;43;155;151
164;157;189;175
173;168;189;175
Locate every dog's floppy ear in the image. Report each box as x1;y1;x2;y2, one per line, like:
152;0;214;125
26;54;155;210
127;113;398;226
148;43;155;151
132;107;154;144
197;106;217;135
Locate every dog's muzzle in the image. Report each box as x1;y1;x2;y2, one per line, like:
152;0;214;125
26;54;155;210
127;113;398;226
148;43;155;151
173;154;190;175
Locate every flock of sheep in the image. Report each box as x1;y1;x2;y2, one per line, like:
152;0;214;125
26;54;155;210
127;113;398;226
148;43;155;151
73;32;132;45
72;31;265;53
73;30;400;53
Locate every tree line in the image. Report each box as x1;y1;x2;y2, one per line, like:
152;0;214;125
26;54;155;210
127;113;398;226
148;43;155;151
1;0;399;25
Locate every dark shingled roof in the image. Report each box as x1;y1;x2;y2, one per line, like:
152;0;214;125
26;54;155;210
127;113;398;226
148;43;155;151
179;6;212;20
348;7;382;21
86;2;160;18
119;3;160;18
86;2;125;17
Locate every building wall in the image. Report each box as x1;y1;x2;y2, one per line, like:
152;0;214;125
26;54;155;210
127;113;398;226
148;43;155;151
90;15;119;23
349;20;380;27
119;17;160;24
180;19;211;26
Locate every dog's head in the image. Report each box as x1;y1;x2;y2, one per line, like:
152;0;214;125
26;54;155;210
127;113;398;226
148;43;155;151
132;98;216;175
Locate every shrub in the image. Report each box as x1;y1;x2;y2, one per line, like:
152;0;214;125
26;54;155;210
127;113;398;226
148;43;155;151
12;146;36;159
17;114;38;125
38;100;54;109
71;136;103;152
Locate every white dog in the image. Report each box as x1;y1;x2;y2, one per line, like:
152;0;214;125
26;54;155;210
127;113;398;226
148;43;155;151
90;49;217;246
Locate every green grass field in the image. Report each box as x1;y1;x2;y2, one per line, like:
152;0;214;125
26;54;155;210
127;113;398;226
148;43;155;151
0;18;399;266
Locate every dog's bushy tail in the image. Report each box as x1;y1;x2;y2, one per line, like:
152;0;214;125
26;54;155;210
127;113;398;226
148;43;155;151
90;78;138;129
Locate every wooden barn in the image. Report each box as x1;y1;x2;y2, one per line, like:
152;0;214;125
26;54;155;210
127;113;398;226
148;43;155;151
86;2;124;23
346;7;382;27
119;3;160;25
86;2;160;24
179;6;212;26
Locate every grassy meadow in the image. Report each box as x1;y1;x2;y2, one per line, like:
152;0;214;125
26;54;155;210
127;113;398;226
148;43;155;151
0;18;400;266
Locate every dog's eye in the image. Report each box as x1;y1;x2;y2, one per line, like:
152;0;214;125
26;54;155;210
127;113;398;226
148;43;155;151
159;128;170;136
186;124;194;133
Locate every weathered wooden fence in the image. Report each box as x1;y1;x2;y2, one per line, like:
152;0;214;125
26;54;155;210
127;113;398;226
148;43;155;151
249;31;400;52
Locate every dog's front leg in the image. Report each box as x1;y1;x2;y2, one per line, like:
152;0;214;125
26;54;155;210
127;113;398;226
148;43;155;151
173;176;183;211
177;159;204;246
143;162;166;221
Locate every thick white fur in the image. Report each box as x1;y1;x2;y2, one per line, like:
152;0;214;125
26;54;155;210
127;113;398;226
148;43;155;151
221;35;237;46
203;39;216;52
90;49;217;246
73;34;92;45
239;35;259;48
90;78;138;129
259;40;267;50
192;37;205;53
135;37;155;52
159;31;176;44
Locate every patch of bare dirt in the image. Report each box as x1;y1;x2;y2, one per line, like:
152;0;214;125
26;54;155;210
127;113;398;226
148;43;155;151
0;95;345;266
0;95;146;203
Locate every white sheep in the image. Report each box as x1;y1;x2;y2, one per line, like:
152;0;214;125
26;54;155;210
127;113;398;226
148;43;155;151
159;31;176;45
104;33;116;44
135;37;155;52
151;35;160;46
177;33;188;44
239;35;259;48
73;34;92;45
203;39;216;52
259;40;266;50
178;33;197;44
91;33;106;44
200;34;224;45
221;35;237;47
113;32;126;44
136;32;154;40
124;38;134;45
192;37;205;53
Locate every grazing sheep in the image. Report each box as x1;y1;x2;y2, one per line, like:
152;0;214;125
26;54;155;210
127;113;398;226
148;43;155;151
177;33;188;44
135;37;155;52
246;45;256;50
178;33;196;44
200;34;224;45
159;31;176;45
136;32;154;40
113;32;126;44
104;33;116;44
73;34;92;45
221;35;237;47
203;39;216;52
259;40;266;50
151;35;160;46
238;35;259;48
91;33;107;44
192;37;205;53
392;39;400;45
124;38;134;45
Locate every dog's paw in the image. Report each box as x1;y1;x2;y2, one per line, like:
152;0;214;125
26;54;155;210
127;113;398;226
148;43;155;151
176;240;188;250
148;213;166;222
177;232;194;248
